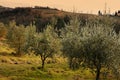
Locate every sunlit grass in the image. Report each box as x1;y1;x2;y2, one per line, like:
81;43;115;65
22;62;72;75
0;53;115;79
0;45;115;80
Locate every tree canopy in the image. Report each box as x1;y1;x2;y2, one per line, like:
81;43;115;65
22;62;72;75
61;18;120;80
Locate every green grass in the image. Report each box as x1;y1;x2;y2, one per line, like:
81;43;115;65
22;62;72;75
0;46;116;80
0;54;92;80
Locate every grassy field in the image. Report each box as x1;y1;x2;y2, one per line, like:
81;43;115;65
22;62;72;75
0;45;115;80
0;55;115;80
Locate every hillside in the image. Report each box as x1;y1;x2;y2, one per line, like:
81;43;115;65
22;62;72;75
0;6;96;31
0;6;120;32
0;6;12;12
0;6;68;25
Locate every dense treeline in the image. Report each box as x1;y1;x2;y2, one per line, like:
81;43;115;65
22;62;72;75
0;16;120;80
0;7;120;32
0;7;71;31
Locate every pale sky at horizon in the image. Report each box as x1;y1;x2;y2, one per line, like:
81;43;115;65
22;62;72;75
0;0;119;14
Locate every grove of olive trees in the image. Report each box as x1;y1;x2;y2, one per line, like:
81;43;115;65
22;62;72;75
0;16;120;80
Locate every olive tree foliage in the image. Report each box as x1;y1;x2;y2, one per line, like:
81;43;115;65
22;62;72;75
6;22;26;56
61;17;120;80
61;17;83;69
80;26;120;80
107;34;120;80
24;24;36;53
32;25;61;69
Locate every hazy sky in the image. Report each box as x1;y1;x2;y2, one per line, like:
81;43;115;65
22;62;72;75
0;0;119;14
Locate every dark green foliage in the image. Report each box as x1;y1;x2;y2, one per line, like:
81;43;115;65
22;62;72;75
63;15;71;25
0;7;68;32
34;16;50;32
55;18;65;30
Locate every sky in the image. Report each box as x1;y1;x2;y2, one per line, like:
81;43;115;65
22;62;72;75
0;0;119;14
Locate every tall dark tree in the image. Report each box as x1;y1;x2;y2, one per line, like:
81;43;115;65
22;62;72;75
98;10;102;16
55;18;65;30
115;11;118;16
64;15;70;25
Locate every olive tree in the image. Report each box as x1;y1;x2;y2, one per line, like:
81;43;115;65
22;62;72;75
24;24;36;52
61;17;120;80
61;17;83;69
61;32;83;69
6;22;26;56
80;26;120;80
33;25;61;68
